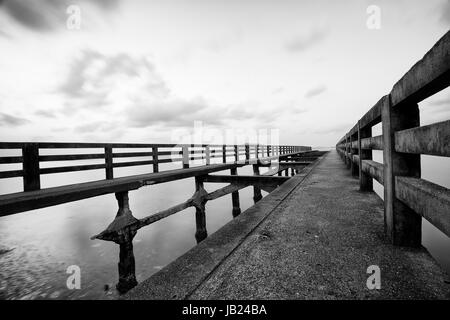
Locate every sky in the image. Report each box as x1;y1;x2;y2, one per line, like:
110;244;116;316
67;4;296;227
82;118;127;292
0;0;449;147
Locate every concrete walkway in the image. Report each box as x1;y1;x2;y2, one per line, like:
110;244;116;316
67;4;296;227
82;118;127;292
126;150;449;299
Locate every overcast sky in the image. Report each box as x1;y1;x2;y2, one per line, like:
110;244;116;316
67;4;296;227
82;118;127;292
0;0;449;147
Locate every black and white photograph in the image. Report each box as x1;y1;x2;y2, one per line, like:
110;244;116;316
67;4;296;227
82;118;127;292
0;0;449;312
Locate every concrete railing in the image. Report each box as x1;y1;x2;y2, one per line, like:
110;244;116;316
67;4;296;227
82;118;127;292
336;31;450;247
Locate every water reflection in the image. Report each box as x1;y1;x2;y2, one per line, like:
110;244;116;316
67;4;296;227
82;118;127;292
0;163;263;299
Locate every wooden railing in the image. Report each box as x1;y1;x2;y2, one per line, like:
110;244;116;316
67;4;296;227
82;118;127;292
336;31;450;246
0;142;309;193
0;140;318;293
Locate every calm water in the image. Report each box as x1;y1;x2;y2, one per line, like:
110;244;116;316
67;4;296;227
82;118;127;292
0;152;449;299
0;159;268;300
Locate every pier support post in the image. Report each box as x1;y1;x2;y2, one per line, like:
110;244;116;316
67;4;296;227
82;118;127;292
114;192;138;293
358;121;373;191
252;164;263;203
91;191;139;293
117;234;137;294
230;168;241;217
193;177;208;243
382;95;421;247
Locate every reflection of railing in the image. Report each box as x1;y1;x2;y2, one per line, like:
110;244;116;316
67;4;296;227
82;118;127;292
336;31;449;247
0;140;320;293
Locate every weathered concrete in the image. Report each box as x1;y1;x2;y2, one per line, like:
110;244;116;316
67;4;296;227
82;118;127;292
126;150;449;300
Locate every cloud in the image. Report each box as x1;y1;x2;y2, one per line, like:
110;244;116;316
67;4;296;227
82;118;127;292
285;27;329;52
0;0;119;32
311;122;353;135
0;112;30;126
59;49;170;113
304;84;327;98
440;0;450;24
127;98;218;128
34;109;56;118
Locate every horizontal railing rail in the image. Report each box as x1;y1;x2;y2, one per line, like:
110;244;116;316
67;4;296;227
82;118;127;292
336;30;450;246
0;142;311;193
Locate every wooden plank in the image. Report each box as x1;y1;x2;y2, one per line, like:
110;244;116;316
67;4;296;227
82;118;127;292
40;163;106;174
361;160;383;185
138;201;192;227
0;162;243;216
0;170;23;178
395;120;450;157
203;174;289;186
0;142;25;149
39;154;105;161
206;184;243;201
395;176;450;238
0;156;23;164
391;31;450;107
113;160;154;168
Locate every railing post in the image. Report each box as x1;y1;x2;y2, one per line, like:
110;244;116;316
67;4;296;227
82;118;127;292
205;145;211;165
234;145;238;162
358;121;373;191
252;164;262;203
152;146;159;173
105;146;114;179
222;145;226;163
382;95;421;247
22;143;40;191
114;191;138;293
245;144;250;163
194;176;207;243
182;145;189;169
230;167;241;217
267;145;270;157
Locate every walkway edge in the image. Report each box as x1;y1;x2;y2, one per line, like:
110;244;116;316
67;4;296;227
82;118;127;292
124;153;328;300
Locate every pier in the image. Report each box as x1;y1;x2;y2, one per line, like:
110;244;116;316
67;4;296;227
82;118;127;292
0;31;449;299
